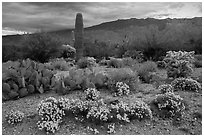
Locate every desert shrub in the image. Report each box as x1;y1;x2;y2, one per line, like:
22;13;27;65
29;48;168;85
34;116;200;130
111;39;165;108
137;61;157;83
194;54;202;61
163;51;194;78
122;57;136;67
2;44;23;62
151;92;185;118
5;110;25;125
114;82;130;96
99;58;110;66
193;59;202;68
157;60;166;69
107;57;124;68
84;88;100;101
142;45;166;61
158;84;174;94
45;58;73;71
106;68;139;91
61;44;76;58
37;97;65;134
22;33;63;63
77;57;97;69
123;50;144;63
193;55;202;68
171;78;201;92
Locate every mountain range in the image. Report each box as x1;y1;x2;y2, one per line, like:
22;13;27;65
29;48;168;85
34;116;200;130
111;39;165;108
2;17;202;47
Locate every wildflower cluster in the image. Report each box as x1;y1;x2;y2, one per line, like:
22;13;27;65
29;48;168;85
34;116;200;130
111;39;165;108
158;84;174;94
87;102;110;123
109;101;130;122
115;82;130;96
58;98;90;116
84;88;100;100
107;123;116;134
5;110;25;125
129;100;153;120
151;92;185;118
163;51;195;78
171;77;201;92
37;97;65;134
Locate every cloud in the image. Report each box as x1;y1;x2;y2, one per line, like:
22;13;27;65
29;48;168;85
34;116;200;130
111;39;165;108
2;2;202;34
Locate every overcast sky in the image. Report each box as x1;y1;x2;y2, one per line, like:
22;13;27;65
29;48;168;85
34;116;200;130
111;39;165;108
2;2;202;35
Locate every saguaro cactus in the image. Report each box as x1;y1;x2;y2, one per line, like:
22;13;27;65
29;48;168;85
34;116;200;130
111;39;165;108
74;13;84;61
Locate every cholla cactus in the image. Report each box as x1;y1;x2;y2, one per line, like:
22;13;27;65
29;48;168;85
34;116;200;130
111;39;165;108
6;110;25;125
158;84;174;94
163;51;195;78
115;82;130;96
37;97;65;134
171;78;201;92
84;88;100;100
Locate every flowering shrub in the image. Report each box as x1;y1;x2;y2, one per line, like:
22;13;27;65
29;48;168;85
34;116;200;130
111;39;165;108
84;88;100;100
158;84;174;94
128;100;152;120
151;92;185;118
5;110;25;125
163;51;194;78
115;82;130;96
109;101;130;123
86;103;110;123
171;78;201;92
37;97;65;134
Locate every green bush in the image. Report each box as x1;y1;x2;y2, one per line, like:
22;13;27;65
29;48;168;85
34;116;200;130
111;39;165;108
122;57;136;67
123;50;144;62
106;68;139;91
193;58;202;68
107;57;124;68
171;78;201;92
137;61;157;83
22;33;63;63
45;58;73;71
151;92;185;118
77;57;97;69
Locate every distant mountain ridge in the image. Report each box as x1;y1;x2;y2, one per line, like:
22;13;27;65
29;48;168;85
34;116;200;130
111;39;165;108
2;17;202;46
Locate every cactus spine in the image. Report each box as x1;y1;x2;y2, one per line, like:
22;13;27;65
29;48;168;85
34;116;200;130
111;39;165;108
74;13;84;61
